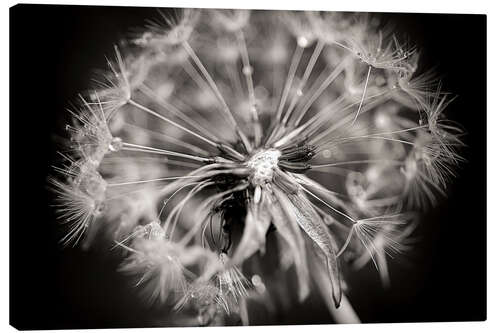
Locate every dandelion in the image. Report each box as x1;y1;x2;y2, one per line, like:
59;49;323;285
51;8;464;326
117;237;189;305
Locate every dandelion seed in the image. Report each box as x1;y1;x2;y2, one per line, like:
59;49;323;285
50;167;107;246
352;213;410;262
217;253;250;303
117;238;189;305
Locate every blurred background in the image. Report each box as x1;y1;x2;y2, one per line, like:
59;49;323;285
10;4;486;329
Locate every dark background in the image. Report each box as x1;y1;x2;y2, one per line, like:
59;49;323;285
10;4;486;329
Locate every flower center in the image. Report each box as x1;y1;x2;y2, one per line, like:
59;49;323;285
246;149;281;186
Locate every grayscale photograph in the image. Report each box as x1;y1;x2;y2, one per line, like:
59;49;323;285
9;2;487;329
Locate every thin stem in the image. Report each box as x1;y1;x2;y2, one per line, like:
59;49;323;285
164;180;214;235
309;89;393;146
107;175;207;187
299;184;356;223
139;85;220;143
330;40;358;55
122;122;210;157
310;202;351;231
311;159;403;169
160;182;198;216
102;155;200;170
182;41;251;152
237;30;262;147
275;42;305;122
237;31;257;112
293;58;347;126
271;95;346;148
226;60;245;101
282;40;325;125
330;124;428;143
128;99;219;148
121;142;211;163
351;65;372;126
336;227;356;258
321;136;417;149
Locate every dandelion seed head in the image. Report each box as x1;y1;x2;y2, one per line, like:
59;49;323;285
51;8;465;325
246;149;281;186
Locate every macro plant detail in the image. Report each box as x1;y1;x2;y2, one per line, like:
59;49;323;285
50;8;464;326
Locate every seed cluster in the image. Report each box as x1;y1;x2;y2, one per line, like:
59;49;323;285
246;149;281;186
50;8;463;326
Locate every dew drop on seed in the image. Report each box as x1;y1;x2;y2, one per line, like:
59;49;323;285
297;36;309;48
242;65;253;76
109;137;123;152
251;274;262;286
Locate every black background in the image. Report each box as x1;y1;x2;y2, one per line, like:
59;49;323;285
10;4;486;329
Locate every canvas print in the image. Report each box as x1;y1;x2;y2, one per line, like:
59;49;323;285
10;4;486;329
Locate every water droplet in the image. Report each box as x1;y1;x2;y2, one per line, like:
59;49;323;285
242;65;253;76
251;274;262;286
297;36;309;48
109;137;123;152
